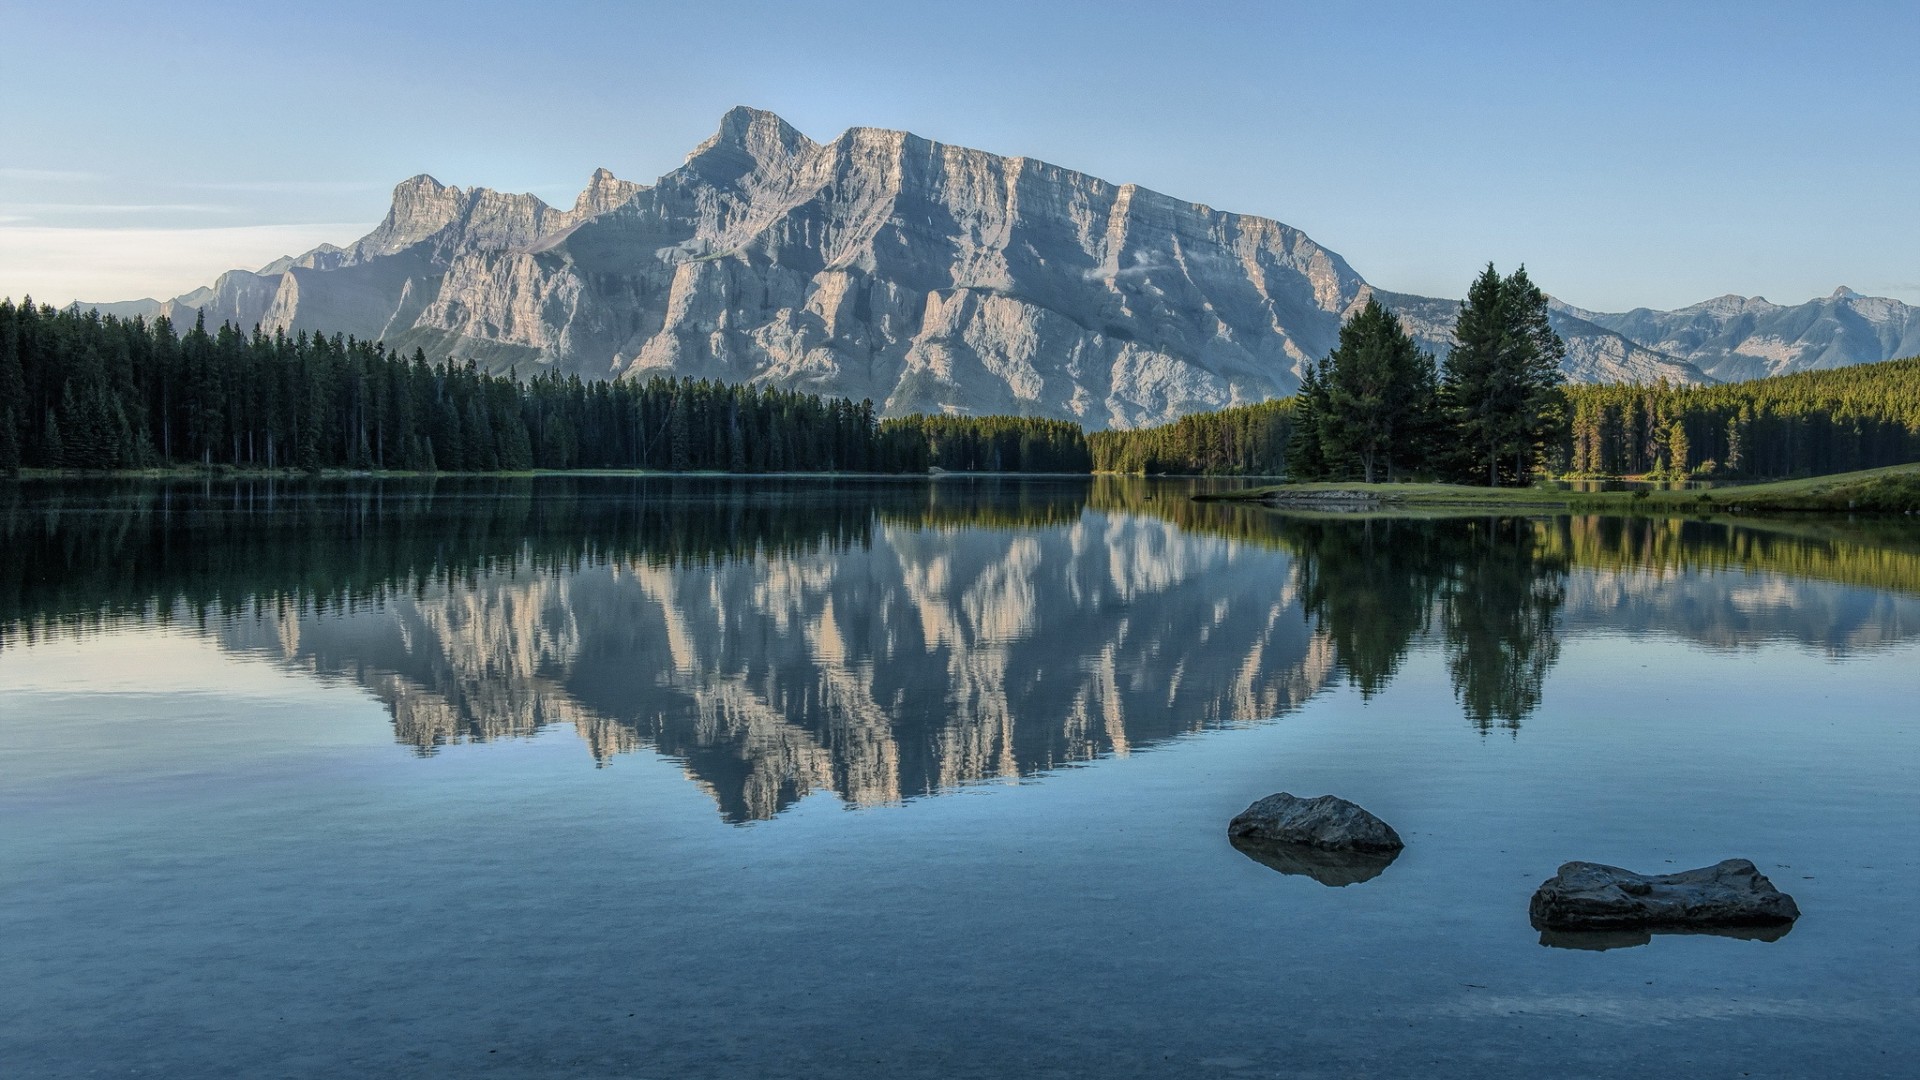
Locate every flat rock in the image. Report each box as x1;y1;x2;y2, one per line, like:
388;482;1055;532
1227;793;1404;853
1529;859;1801;932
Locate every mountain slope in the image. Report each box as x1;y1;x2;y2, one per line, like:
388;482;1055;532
121;106;1920;425
1557;289;1920;382
1373;290;1707;386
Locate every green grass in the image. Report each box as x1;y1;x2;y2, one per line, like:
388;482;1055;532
1707;464;1920;513
1198;462;1920;515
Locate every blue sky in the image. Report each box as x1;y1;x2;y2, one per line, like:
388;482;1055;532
3;0;1915;310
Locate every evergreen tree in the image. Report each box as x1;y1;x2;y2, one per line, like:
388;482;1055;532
1285;365;1332;479
0;303;22;474
182;311;223;466
668;386;692;470
1442;265;1566;486
1315;299;1442;483
1666;419;1691;476
0;408;17;474
1724;410;1747;475
42;408;65;468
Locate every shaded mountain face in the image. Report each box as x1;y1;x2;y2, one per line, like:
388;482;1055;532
95;107;1910;424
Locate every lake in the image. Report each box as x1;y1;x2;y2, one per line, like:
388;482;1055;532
2;476;1916;1078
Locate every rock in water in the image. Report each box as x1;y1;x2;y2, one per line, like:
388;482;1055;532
1229;835;1399;887
1227;793;1404;853
1529;859;1801;932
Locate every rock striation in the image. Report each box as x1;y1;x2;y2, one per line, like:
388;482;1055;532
93;107;1920;425
1528;858;1801;932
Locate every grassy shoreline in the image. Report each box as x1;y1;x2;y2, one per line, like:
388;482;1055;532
1193;463;1920;515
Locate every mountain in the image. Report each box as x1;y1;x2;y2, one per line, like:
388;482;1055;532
1373;290;1713;386
101;106;1920;426
1555;289;1920;383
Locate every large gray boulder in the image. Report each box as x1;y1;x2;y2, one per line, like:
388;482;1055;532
1529;859;1801;932
1227;793;1404;853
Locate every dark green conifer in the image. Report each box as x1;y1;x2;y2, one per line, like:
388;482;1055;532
1443;265;1566;486
1316;299;1442;483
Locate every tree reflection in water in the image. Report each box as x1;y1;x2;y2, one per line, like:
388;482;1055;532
5;477;1916;817
1285;515;1568;732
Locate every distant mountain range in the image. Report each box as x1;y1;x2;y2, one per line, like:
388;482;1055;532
84;107;1920;428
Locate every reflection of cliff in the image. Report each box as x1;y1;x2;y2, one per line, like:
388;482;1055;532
16;477;1920;811
226;512;1334;821
223;575;616;753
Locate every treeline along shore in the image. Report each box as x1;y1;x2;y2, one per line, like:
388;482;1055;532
0;299;1083;475
3;296;1918;484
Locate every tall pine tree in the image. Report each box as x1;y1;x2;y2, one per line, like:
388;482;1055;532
1313;299;1442;483
1442;265;1565;486
0;300;22;473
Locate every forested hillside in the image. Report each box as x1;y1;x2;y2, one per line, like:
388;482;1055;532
1561;358;1920;477
879;415;1090;473
0;299;1022;475
1096;355;1920;480
7;298;1919;482
1087;399;1294;475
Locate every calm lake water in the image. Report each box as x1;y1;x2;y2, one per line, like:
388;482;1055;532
2;477;1916;1078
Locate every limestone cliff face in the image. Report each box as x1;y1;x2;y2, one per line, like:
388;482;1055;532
535;107;1377;426
111;106;1914;422
98;107;1367;426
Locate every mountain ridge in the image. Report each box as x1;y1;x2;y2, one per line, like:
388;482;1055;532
73;106;1917;427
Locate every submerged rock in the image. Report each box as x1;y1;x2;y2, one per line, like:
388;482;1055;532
1230;835;1399;886
1529;859;1801;932
1227;793;1404;853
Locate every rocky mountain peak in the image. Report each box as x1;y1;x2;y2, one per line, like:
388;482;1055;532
683;106;816;186
570;167;644;218
397;172;450;192
357;173;469;257
1677;293;1779;318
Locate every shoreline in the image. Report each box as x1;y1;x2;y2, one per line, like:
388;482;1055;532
6;465;1918;515
1193;464;1920;516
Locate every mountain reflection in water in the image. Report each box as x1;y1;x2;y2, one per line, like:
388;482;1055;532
5;477;1919;820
